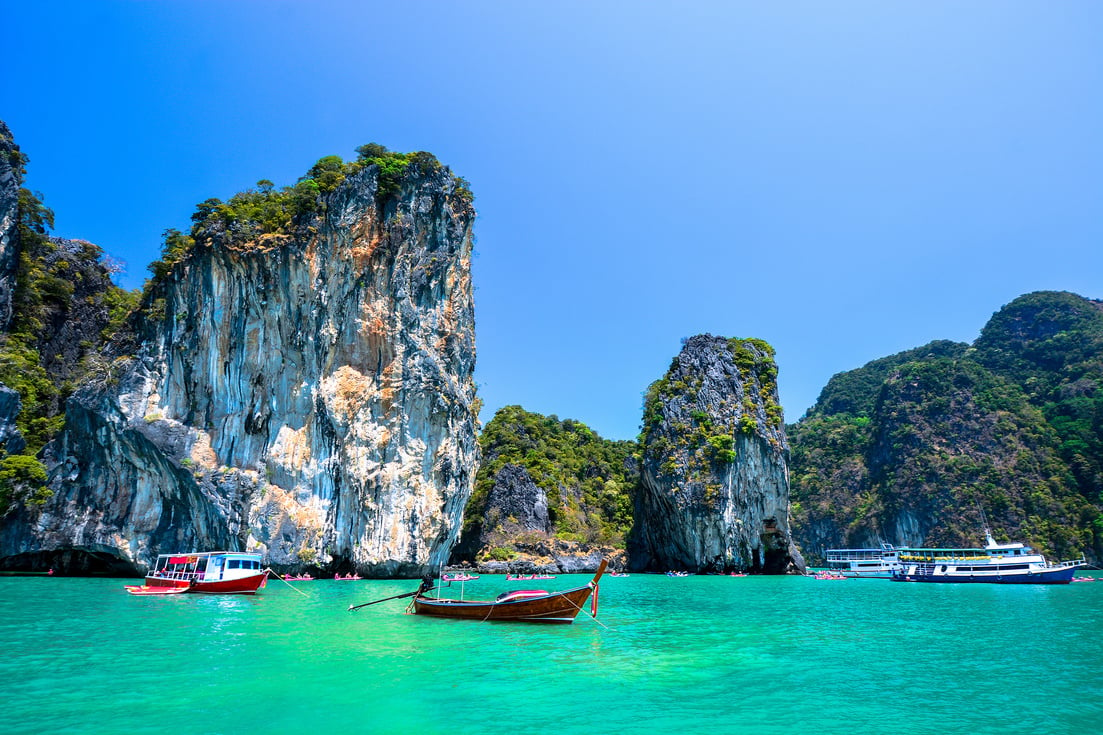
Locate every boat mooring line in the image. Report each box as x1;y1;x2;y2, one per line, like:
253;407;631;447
563;586;614;632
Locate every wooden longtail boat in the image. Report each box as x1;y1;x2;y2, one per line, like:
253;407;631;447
410;560;607;623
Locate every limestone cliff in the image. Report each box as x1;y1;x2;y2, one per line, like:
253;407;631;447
633;335;803;573
0;121;20;330
0;152;478;577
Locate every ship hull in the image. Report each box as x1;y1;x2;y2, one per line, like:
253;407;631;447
893;565;1078;584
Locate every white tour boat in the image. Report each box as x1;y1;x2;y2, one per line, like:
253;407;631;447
891;530;1084;584
825;543;899;578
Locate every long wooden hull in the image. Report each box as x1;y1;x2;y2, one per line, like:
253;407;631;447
413;560;607;624
413;584;594;623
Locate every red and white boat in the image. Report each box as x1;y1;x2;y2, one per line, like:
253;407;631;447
125;552;267;595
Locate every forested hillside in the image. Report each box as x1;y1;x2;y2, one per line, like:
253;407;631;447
452;405;637;566
790;291;1103;564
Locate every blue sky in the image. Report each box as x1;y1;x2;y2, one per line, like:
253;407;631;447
4;2;1102;441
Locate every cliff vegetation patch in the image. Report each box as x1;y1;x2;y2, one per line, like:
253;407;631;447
455;405;639;563
790;295;1103;565
143;143;473;298
0;142;138;514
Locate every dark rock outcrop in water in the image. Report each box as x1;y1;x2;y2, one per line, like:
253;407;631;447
1;152;479;577
633;335;804;573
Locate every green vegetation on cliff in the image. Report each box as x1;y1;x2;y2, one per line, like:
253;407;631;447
0;141;138;514
460;405;638;558
808;340;968;419
640;336;783;506
972;291;1103;503
790;294;1103;563
144;144;473;297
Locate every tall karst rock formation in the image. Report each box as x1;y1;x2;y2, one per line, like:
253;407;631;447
0;145;479;577
633;335;803;573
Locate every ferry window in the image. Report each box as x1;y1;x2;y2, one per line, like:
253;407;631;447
228;560;240;569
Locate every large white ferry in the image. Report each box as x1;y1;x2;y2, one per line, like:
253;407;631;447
825;544;899;578
891;531;1084;584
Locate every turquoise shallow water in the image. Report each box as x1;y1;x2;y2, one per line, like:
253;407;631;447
2;572;1101;735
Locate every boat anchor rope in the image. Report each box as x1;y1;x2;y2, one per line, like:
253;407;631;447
559;582;613;631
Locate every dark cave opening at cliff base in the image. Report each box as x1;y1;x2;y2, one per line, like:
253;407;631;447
750;532;793;574
0;548;139;577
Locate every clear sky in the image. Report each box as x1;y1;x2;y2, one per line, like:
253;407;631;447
4;2;1102;441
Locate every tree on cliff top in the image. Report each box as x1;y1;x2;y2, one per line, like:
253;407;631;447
142;143;473;296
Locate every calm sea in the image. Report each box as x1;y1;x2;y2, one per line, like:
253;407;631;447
2;572;1101;735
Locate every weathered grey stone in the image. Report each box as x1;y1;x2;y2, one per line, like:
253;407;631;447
1;160;479;577
0;385;25;454
483;464;550;535
0;120;21;331
633;335;805;573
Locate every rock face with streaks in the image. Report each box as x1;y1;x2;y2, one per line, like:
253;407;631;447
0;121;20;330
632;335;804;573
481;464;552;536
1;154;479;577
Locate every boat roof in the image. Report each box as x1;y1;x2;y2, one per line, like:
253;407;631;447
155;551;262;560
829;542;895;549
897;544;1031;553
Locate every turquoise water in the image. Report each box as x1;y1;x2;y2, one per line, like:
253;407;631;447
2;573;1101;735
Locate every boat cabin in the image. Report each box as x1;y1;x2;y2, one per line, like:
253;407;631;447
151;552;264;584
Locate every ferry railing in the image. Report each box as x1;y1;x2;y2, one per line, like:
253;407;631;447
152;569;205;580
